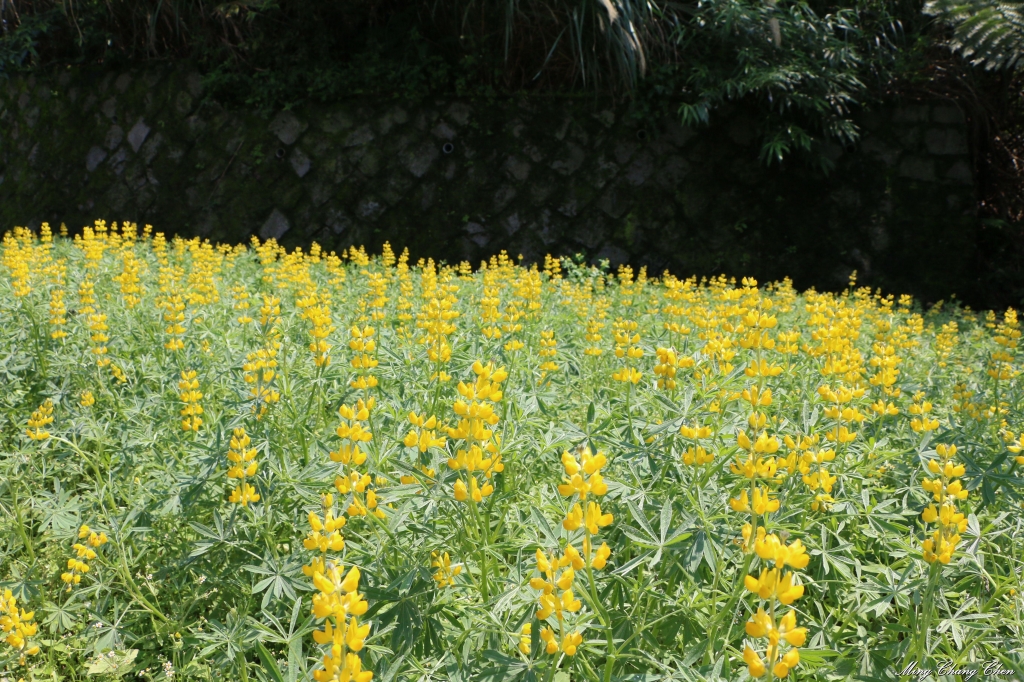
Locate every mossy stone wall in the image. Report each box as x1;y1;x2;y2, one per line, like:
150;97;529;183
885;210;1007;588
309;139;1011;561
0;67;982;303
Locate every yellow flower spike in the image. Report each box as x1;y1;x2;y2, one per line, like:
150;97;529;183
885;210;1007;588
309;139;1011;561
564;544;585;571
560;588;582;612
26;399;54;440
431;552;463;588
729;489;750;513
561;632;583;656
540;627;559;654
312;570;336;595
779;610;807;646
744;645;767;678
345;617;370;651
536;594;556;621
584;501;614;534
535;548;550;574
519;623;533;655
563;504;583;531
592;542;611;570
529;576;552;593
312;621;335;645
745;608;772;638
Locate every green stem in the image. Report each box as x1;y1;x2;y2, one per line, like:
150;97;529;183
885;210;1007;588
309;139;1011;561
706;551;754;665
114;537;170;623
53;436;118;510
470;496;490;602
584;537;615;682
625;379;635;445
916;562;941;664
236;650;250;682
11;484;35;562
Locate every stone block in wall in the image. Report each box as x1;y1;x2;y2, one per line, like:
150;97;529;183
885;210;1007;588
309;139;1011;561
624;150;655;186
382;174;414;207
503;212;522;236
378;106;410;135
464;221;488;248
290;149;312;178
127;120;151;152
105;125;124;150
596;178;632;219
893;105;929;123
431;121;457;141
557;179;598;218
944;160;972;185
269;111;308;145
186;72;203;99
321;111;354;133
445;102;471;127
175;92;194;116
529;178;555;207
502;156;531;182
898;156;935;182
403;141;440;178
356;197;386;221
896;127;921;148
860;136;900;165
932;106;965;124
343;124;375;148
260;209;291;240
493;185;517;212
358;148;382;177
925;128;968;155
656;155;691;190
596;243;630;266
550;143;585;176
592;110;615;128
85;147;108;172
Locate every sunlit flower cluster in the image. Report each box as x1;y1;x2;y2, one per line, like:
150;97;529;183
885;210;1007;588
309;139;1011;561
226;426;260;506
0;589;40;663
921;444;969;564
26;398;54;440
60;524;108;590
446;361;507;503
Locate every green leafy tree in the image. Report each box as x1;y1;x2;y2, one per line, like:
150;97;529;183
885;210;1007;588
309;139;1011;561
925;0;1024;71
670;0;907;168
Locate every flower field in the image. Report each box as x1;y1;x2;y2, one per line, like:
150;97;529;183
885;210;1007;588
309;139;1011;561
1;221;1022;681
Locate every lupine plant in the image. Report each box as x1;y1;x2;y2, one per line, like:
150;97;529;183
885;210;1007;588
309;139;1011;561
0;221;1021;680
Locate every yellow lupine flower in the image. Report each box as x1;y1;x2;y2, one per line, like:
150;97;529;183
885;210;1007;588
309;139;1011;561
26;399;54;440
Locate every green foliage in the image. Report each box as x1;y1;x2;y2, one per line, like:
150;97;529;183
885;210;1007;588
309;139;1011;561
0;0;919;147
667;0;911;169
0;227;1023;679
925;0;1024;71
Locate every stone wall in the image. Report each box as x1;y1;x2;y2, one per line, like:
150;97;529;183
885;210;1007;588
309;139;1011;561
0;67;983;303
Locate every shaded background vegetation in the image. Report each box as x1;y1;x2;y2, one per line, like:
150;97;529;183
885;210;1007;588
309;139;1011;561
2;0;1024;297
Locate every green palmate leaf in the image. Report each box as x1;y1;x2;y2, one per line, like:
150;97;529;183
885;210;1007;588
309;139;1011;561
254;642;287;682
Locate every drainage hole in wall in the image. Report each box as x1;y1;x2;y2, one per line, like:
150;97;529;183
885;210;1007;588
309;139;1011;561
442;142;455;154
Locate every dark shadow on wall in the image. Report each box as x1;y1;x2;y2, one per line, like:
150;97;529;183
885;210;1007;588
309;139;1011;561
1;67;1011;308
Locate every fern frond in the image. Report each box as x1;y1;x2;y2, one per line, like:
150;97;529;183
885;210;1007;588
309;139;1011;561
925;0;1024;70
